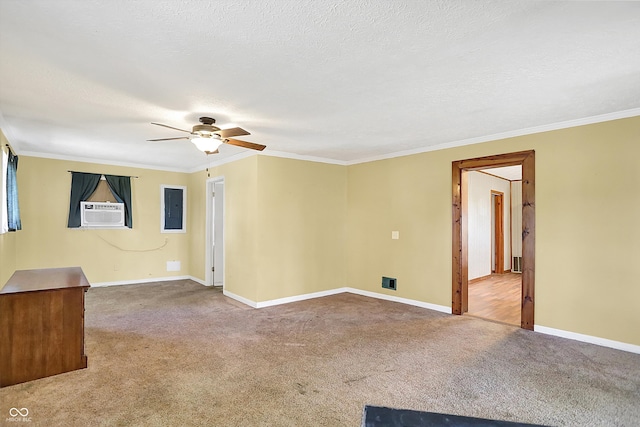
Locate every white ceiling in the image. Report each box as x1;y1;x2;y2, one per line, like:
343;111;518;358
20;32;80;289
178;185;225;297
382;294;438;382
1;1;639;172
480;165;521;181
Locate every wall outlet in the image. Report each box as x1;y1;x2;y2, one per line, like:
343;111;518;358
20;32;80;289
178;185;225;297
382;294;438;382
382;276;397;290
391;231;399;239
166;261;181;272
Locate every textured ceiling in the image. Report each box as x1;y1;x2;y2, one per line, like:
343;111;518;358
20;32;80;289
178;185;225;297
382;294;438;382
1;0;639;171
480;166;521;181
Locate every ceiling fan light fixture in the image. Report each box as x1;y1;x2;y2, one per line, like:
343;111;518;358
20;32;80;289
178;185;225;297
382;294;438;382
150;117;265;153
191;136;222;153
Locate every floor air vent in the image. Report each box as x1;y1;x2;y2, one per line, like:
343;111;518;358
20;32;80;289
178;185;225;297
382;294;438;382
513;256;522;273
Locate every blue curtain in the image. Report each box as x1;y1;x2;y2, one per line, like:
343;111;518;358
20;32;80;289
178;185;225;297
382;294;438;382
68;172;101;227
105;175;132;228
6;151;21;231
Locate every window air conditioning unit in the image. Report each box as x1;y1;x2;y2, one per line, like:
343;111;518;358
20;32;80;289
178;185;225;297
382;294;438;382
80;202;125;227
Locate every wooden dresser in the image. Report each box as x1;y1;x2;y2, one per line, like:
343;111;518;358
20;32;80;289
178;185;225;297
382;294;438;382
0;267;90;387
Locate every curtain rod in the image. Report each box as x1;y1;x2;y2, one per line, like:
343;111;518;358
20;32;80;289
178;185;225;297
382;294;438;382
67;170;138;178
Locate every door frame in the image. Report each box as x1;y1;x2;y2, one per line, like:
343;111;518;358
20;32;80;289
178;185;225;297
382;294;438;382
205;176;225;287
491;190;504;274
452;150;535;330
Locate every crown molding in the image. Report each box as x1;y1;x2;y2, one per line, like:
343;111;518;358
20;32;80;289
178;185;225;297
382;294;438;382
258;149;348;166
187;150;257;173
8;108;639;172
0;112;19;150
16;150;190;173
345;108;640;166
187;150;346;174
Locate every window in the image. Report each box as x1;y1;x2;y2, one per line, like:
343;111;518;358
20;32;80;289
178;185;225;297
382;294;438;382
68;172;132;228
161;185;186;233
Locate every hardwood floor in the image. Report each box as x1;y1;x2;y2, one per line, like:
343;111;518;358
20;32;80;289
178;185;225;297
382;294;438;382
467;273;521;326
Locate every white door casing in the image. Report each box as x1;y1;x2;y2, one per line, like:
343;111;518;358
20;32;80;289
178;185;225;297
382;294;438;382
213;181;224;285
205;177;225;287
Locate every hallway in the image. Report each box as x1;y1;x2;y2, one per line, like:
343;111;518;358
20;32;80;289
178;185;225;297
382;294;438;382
467;273;521;326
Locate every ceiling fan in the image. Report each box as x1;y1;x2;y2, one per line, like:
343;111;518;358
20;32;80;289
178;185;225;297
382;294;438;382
148;117;266;154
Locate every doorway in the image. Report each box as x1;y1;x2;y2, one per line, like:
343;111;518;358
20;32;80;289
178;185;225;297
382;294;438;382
206;177;225;287
452;150;535;330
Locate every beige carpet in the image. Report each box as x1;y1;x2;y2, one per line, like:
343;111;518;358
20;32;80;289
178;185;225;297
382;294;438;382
1;280;639;426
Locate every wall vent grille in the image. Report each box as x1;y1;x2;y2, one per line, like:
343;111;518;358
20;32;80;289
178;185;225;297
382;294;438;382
382;277;397;290
513;256;523;273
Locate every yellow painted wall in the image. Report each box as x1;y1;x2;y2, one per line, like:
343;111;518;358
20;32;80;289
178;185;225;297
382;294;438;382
188;155;259;301
14;156;190;284
255;156;347;302
188;155;347;303
0;223;17;285
347;150;454;306
534;118;640;345
0;230;16;286
347;116;640;345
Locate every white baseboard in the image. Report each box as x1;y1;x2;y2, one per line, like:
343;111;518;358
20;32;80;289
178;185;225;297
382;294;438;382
223;290;258;308
93;278;639;354
188;276;207;286
344;287;452;314
534;325;640;355
222;288;348;308
220;286;638;354
91;275;193;287
220;286;451;314
256;288;348;308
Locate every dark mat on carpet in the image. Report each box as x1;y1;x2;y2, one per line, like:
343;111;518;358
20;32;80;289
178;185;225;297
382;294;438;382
362;405;548;427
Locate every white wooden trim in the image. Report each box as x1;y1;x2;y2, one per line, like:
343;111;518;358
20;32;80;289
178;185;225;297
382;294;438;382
344;288;452;314
90;275;192;287
219;286;451;314
216;286;640;354
14;109;640;172
345;108;640;166
187;150;257;173
188;275;207;286
91;277;640;354
534;325;640;355
205;177;225;287
16;150;189;173
222;290;258;308
255;288;348;308
258;150;347;166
